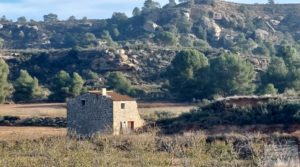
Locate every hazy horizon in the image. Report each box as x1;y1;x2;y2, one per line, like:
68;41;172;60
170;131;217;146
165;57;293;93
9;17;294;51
0;0;299;21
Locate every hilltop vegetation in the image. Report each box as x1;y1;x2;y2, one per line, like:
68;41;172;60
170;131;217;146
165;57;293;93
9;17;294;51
1;0;300;102
1;0;300;50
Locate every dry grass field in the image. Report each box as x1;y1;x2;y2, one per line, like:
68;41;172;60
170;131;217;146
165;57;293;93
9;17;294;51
0;126;66;141
0;102;196;118
0;104;299;166
0;131;298;167
0;102;195;141
0;103;66;118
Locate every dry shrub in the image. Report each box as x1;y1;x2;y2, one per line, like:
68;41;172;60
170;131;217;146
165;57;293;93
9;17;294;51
0;132;298;167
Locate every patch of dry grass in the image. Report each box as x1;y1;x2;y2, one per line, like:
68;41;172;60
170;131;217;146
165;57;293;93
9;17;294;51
139;105;196;121
0;103;195;121
0;103;66;118
0;126;66;141
1;131;297;167
139;106;195;115
0;127;298;166
0;132;255;167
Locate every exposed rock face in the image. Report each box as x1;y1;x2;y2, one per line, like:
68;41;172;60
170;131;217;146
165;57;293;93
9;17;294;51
270;19;280;26
183;9;191;20
143;21;159;32
255;29;269;40
213;23;222;39
202;17;222;39
213;12;223;20
118;53;129;62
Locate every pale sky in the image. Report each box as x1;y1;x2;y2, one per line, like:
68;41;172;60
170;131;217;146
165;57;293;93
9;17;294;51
0;0;299;21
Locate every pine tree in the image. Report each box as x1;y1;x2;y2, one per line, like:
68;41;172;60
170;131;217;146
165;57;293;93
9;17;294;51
268;0;275;5
49;70;71;102
166;49;209;100
70;72;84;97
13;70;45;102
0;59;10;103
143;0;160;11
209;54;256;96
107;72;132;95
132;7;141;16
261;83;278;95
50;71;84;102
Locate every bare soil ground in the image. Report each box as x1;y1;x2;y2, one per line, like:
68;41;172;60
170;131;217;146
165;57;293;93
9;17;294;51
0;103;196;118
0;126;66;141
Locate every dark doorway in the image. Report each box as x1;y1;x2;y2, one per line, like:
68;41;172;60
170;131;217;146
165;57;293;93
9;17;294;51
128;121;134;130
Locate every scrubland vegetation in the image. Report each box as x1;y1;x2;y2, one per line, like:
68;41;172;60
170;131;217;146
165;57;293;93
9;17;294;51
158;99;300;133
2;0;300;103
0;131;298;167
0;100;299;167
1;0;300;166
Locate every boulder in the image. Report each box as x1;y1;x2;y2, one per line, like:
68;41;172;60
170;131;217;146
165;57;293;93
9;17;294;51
144;21;159;32
203;17;222;39
118;54;129;62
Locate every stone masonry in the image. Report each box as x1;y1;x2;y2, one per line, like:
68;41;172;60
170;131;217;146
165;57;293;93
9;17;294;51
67;88;144;136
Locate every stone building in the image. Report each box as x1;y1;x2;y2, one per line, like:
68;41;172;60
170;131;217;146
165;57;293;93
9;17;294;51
67;88;144;136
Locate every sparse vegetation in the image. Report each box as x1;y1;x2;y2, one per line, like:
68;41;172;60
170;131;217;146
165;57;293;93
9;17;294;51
0;132;298;167
1;1;300;165
158;99;300;134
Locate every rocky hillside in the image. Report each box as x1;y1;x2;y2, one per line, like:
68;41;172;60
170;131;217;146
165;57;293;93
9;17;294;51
0;1;299;49
1;0;300;96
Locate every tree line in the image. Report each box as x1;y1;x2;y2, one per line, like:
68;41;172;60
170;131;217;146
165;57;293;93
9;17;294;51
1;42;299;103
0;59;84;103
166;43;300;101
0;58;139;103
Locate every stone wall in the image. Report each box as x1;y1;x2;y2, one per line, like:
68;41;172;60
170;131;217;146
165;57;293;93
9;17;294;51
67;93;144;136
112;101;144;135
67;93;113;136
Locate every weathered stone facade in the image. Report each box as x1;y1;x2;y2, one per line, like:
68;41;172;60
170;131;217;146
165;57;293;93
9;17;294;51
67;89;144;136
